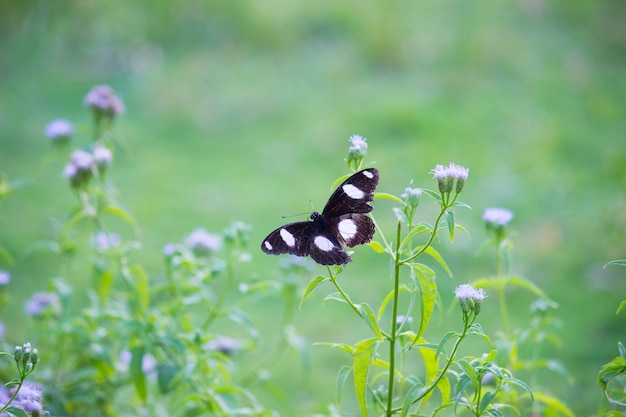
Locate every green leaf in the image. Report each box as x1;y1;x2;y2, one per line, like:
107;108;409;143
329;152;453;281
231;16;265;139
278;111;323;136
368;241;387;254
401;383;428;417
422;246;453;277
506;276;558;306
374;192;404;204
421;188;442;203
129;345;148;402
446;211;455;242
323;292;349;305
616;300;626;315
5;406;29;417
353;338;379;417
300;275;329;308
506;377;534;402
104;205;137;229
410;266;438;339
478;391;495;414
228;309;259;340
336;366;352;406
604;259;626;267
400;224;432;250
315;342;354;355
435;331;458;359
129;264;150;314
96;269;115;301
356;303;383;341
377;285;409;320
157;363;178;394
531;392;575;417
0;246;14;264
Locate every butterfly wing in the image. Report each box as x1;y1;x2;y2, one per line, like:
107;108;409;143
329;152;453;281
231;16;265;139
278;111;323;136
330;213;376;248
261;168;380;266
261;219;353;265
322;168;379;218
261;221;315;257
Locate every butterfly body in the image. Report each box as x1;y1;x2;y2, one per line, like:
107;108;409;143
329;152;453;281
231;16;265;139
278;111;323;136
261;168;379;265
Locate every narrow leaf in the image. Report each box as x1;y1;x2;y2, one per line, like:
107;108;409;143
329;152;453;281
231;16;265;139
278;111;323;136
300;275;329;308
368;241;387;254
353;338;379;417
446;211;455;242
357;303;383;341
129;346;148;402
336;366;352;407
374;192;404;204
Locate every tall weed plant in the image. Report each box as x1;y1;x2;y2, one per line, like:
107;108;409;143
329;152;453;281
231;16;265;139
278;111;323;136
0;86;623;416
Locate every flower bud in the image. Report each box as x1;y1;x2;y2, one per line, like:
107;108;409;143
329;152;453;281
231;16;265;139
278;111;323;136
30;348;39;367
14;345;23;363
401;187;421;209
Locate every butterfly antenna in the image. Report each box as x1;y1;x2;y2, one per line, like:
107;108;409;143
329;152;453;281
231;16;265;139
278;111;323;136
281;211;311;219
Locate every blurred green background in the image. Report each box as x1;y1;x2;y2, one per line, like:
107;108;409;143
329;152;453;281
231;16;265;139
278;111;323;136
1;1;625;415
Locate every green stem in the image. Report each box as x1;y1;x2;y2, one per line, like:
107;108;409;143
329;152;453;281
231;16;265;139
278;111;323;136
412;314;474;406
401;192;457;265
386;220;403;417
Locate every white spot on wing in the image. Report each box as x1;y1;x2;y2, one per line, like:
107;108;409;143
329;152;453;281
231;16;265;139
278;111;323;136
342;184;365;199
338;219;357;240
362;170;374;179
264;241;273;251
280;228;296;247
314;236;335;252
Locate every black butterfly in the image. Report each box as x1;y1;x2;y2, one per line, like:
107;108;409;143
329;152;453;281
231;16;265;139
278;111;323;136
261;168;379;265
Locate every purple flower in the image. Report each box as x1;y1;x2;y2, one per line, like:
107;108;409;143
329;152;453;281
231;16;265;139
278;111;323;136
205;336;240;356
0;322;4;339
84;85;125;116
0;270;10;285
119;350;157;374
430;162;469;194
70;149;94;170
162;243;177;257
91;231;121;249
63;149;95;188
45;119;73;143
24;292;60;317
6;382;44;415
483;207;514;227
347;134;368;162
454;284;487;315
93;145;113;168
185;228;222;255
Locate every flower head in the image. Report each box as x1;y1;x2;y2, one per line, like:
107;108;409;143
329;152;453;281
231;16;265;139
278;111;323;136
0;270;10;285
63;149;96;188
185;228;222;256
454;284;487;315
205;336;240;356
483;207;514;227
45;119;73;146
91;231;121;249
84;85;125;116
162;242;177;257
8;382;44;415
93;145;113;169
346;134;368;169
24;292;60;317
430;162;469;195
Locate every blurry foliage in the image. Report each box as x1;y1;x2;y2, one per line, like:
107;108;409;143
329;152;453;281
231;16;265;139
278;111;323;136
1;1;626;415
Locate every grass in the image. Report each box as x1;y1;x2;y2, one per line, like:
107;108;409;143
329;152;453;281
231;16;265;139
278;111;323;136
1;1;626;414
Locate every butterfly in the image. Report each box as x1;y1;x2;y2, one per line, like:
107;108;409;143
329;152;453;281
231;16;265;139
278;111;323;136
261;168;379;265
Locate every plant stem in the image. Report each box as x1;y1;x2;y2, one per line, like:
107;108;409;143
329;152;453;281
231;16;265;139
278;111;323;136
386;220;403;417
